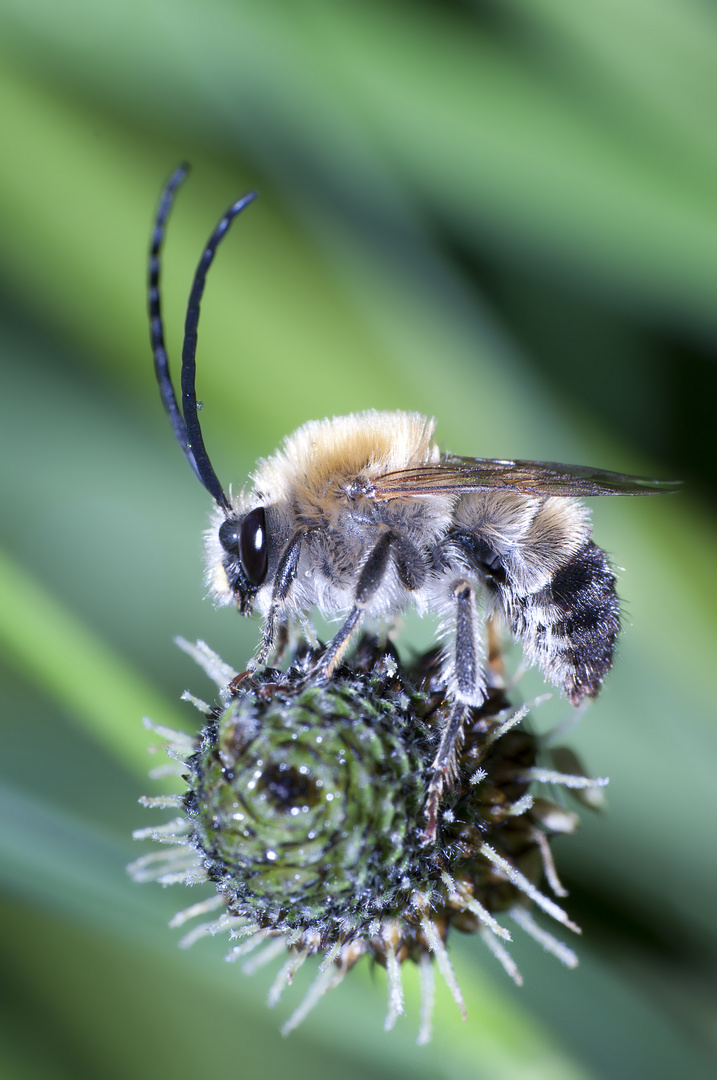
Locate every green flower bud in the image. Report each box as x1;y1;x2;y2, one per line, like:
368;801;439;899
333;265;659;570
186;662;430;932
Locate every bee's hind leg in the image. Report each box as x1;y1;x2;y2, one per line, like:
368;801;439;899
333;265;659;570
423;579;487;843
423;701;469;843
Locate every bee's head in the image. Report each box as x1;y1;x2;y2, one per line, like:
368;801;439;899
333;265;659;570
213;506;269;614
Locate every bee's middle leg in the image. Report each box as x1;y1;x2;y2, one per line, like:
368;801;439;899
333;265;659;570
314;530;404;682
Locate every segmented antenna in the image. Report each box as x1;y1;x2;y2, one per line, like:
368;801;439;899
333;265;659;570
148;164;258;511
149;166;195;476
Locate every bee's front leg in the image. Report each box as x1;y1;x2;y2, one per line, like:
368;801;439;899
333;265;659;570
256;532;304;664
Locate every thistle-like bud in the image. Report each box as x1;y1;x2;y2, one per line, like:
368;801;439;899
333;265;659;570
130;637;607;1042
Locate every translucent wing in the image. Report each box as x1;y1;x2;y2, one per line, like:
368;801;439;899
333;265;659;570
369;456;681;500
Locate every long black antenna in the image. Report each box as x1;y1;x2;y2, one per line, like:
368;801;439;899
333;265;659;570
148;165;257;511
181;186;257;510
149;166;196;477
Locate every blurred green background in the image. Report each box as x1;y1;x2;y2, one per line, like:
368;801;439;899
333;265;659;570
1;2;716;1077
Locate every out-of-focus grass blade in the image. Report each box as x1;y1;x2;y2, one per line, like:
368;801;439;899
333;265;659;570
0;64;410;441
0;54;574;460
298;3;717;323
2;0;716;327
504;0;717;175
0;548;183;776
1;1;717;328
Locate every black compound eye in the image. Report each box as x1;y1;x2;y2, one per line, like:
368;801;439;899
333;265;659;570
239;506;268;586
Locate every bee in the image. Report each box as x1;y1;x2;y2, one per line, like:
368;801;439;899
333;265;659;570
148;166;679;841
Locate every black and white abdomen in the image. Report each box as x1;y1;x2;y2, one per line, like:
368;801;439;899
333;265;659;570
503;539;620;704
449;492;620;704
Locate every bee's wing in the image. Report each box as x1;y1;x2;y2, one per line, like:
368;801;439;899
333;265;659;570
370;456;681;499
